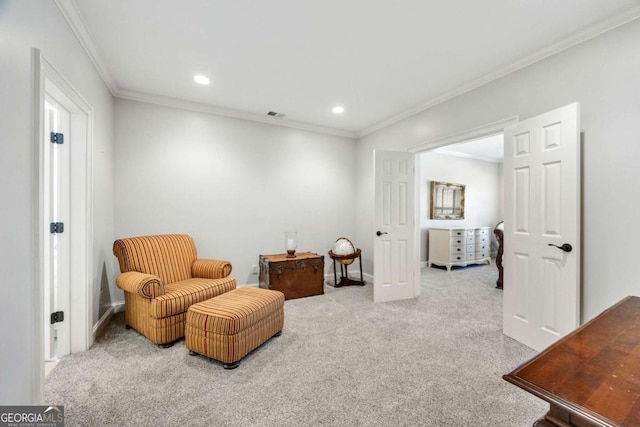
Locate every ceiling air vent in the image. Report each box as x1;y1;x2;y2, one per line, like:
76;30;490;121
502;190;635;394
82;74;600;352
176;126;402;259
267;111;286;118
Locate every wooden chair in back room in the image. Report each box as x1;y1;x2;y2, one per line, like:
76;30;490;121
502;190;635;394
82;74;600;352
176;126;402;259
494;221;504;290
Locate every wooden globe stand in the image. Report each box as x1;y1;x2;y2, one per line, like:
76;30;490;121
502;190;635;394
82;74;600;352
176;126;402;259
328;248;365;287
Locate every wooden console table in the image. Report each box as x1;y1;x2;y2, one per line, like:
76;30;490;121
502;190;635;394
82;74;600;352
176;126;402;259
504;296;640;426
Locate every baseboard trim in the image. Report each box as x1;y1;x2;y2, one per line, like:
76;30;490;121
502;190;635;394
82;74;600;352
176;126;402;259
93;306;114;340
93;302;125;340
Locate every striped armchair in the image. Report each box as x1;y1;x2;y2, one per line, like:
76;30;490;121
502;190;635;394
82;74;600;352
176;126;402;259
113;234;236;346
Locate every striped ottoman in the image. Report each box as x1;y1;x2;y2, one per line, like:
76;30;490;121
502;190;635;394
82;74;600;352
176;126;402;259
185;287;285;369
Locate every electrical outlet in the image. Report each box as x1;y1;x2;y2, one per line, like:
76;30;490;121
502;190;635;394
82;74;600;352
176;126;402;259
250;265;259;275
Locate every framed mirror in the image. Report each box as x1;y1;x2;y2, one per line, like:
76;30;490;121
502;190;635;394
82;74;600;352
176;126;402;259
430;181;465;219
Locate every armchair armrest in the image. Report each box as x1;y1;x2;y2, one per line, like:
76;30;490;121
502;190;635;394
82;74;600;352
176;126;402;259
192;259;232;279
116;271;165;299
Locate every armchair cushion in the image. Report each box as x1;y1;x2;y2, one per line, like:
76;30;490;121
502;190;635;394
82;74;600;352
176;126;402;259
150;277;236;318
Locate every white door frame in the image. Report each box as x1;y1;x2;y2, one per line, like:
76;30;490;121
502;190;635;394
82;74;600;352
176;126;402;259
376;118;518;303
407;116;519;261
408;116;519;154
406;121;517;274
31;48;94;403
44;93;72;360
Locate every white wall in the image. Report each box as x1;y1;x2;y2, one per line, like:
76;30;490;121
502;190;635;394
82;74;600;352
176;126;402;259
113;98;356;296
0;1;115;404
420;152;502;263
356;18;640;323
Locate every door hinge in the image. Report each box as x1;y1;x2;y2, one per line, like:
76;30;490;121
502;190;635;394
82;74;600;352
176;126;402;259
50;132;64;144
50;222;64;234
50;311;64;324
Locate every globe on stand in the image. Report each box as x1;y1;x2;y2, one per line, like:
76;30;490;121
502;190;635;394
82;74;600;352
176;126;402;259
328;237;365;287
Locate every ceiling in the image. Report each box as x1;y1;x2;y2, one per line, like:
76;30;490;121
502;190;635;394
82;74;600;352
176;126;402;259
65;0;640;137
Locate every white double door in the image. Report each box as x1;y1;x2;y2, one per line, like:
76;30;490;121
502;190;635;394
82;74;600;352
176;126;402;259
503;103;581;351
371;103;581;353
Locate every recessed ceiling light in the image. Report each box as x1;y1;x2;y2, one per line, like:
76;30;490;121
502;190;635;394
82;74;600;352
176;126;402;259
194;74;210;85
332;106;345;114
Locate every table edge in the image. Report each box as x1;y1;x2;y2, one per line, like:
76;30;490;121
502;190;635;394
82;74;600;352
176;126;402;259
503;296;638;427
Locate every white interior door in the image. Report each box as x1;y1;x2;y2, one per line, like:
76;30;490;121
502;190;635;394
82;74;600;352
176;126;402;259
503;102;581;351
43;95;71;360
373;150;419;303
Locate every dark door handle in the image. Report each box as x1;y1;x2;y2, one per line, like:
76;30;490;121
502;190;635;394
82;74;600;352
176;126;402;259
376;231;388;236
548;243;572;253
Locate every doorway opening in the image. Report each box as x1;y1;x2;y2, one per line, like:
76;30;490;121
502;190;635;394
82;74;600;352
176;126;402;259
409;104;582;352
419;133;505;272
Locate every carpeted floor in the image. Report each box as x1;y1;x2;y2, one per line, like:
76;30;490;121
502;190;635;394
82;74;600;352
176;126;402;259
45;264;547;426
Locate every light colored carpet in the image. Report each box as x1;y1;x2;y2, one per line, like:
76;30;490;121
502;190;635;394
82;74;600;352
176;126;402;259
45;264;547;426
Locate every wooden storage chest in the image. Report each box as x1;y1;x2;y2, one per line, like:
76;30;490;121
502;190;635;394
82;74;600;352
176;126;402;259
259;252;324;300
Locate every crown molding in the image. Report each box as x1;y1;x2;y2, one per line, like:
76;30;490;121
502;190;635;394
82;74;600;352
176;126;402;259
408;116;518;153
357;6;640;138
115;89;358;139
54;0;119;95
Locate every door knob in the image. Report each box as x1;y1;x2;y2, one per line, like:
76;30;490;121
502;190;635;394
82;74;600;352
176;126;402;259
548;243;572;253
376;231;388;236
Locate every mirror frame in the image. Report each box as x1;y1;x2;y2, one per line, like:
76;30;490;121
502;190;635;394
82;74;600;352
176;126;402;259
430;181;465;220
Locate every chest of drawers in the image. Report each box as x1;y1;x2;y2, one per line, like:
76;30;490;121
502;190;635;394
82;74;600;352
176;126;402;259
427;227;492;271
